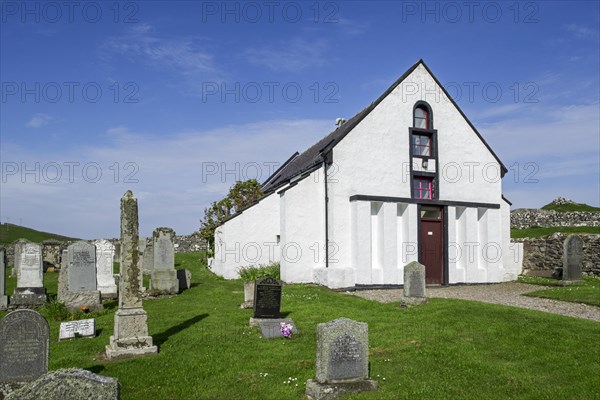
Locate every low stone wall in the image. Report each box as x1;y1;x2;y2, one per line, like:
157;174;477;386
511;209;600;229
1;234;207;267
511;234;600;276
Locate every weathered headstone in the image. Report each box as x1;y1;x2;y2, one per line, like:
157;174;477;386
57;242;102;312
11;239;29;278
142;241;154;274
59;319;96;340
94;240;118;299
253;276;282;319
0;309;49;383
5;368;120;400
105;190;157;360
149;227;178;294
400;261;428;306
562;235;584;282
0;249;7;309
305;318;378;400
11;242;47;306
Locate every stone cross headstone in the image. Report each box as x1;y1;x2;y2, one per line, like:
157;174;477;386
400;261;428;306
0;249;7;309
562;235;584;282
305;318;377;399
253;276;282;319
0;309;49;383
68;241;97;292
11;242;47;306
94;240;118;299
106;190;157;360
149;227;178;294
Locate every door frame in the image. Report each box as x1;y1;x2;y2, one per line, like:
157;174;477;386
417;204;449;285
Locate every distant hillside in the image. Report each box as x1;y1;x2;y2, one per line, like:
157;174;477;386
0;223;78;245
541;197;600;212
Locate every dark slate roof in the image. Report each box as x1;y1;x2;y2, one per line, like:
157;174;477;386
261;59;507;194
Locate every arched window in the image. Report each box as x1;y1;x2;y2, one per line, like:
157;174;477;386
413;103;433;129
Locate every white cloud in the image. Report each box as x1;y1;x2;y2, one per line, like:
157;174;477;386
1;119;333;239
25;114;53;128
564;24;600;41
102;24;217;77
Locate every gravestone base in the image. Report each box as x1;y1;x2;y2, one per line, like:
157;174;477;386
399;296;428;307
0;295;7;310
251;318;298;339
11;288;47;307
149;270;179;294
558;279;583;286
98;285;118;300
305;379;378;400
61;291;103;312
105;308;157;361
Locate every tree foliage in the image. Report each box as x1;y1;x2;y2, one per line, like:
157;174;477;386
199;179;263;251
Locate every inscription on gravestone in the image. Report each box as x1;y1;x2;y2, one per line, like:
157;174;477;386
68;241;97;292
0;309;49;383
329;333;363;381
253;277;282;319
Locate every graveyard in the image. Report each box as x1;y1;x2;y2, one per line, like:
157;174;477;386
0;249;598;399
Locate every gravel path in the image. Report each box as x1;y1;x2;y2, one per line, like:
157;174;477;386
348;282;600;322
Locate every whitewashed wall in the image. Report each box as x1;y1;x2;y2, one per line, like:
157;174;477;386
212;192;280;279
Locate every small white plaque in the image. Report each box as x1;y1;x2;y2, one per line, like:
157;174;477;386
427;232;433;235
59;318;96;340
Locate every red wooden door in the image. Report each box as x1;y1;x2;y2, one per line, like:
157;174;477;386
420;219;444;284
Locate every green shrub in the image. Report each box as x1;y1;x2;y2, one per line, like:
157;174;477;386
238;262;280;281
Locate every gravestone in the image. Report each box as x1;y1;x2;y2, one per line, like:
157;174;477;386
149;227;178;294
142;241;154;274
562;235;584;282
105;190;157;360
1;249;7;309
94;240;118;299
11;242;47;306
256;318;299;339
177;269;192;291
253;276;282;318
5;369;120;400
11;239;29;278
0;309;49;383
68;241;96;292
59;319;96;340
400;261;428;306
57;242;102;312
305;318;377;400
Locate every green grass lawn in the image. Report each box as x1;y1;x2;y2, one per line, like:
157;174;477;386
519;276;600;307
2;253;600;399
511;225;600;238
0;223;78;244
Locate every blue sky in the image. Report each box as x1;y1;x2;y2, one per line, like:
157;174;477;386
1;0;598;239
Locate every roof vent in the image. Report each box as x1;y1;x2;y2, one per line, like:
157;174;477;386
335;117;346;128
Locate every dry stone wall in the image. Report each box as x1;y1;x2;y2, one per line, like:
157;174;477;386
512;233;600;277
511;209;600;229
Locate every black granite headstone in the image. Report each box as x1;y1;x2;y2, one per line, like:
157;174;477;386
253;276;282;318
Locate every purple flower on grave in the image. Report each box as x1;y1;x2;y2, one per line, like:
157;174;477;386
280;322;293;338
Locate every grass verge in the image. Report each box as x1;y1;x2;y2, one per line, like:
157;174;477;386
520;276;600;307
1;253;599;399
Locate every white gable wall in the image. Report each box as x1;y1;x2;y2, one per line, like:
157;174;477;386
212;192;280;279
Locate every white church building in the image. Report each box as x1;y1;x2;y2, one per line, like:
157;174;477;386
210;60;523;289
